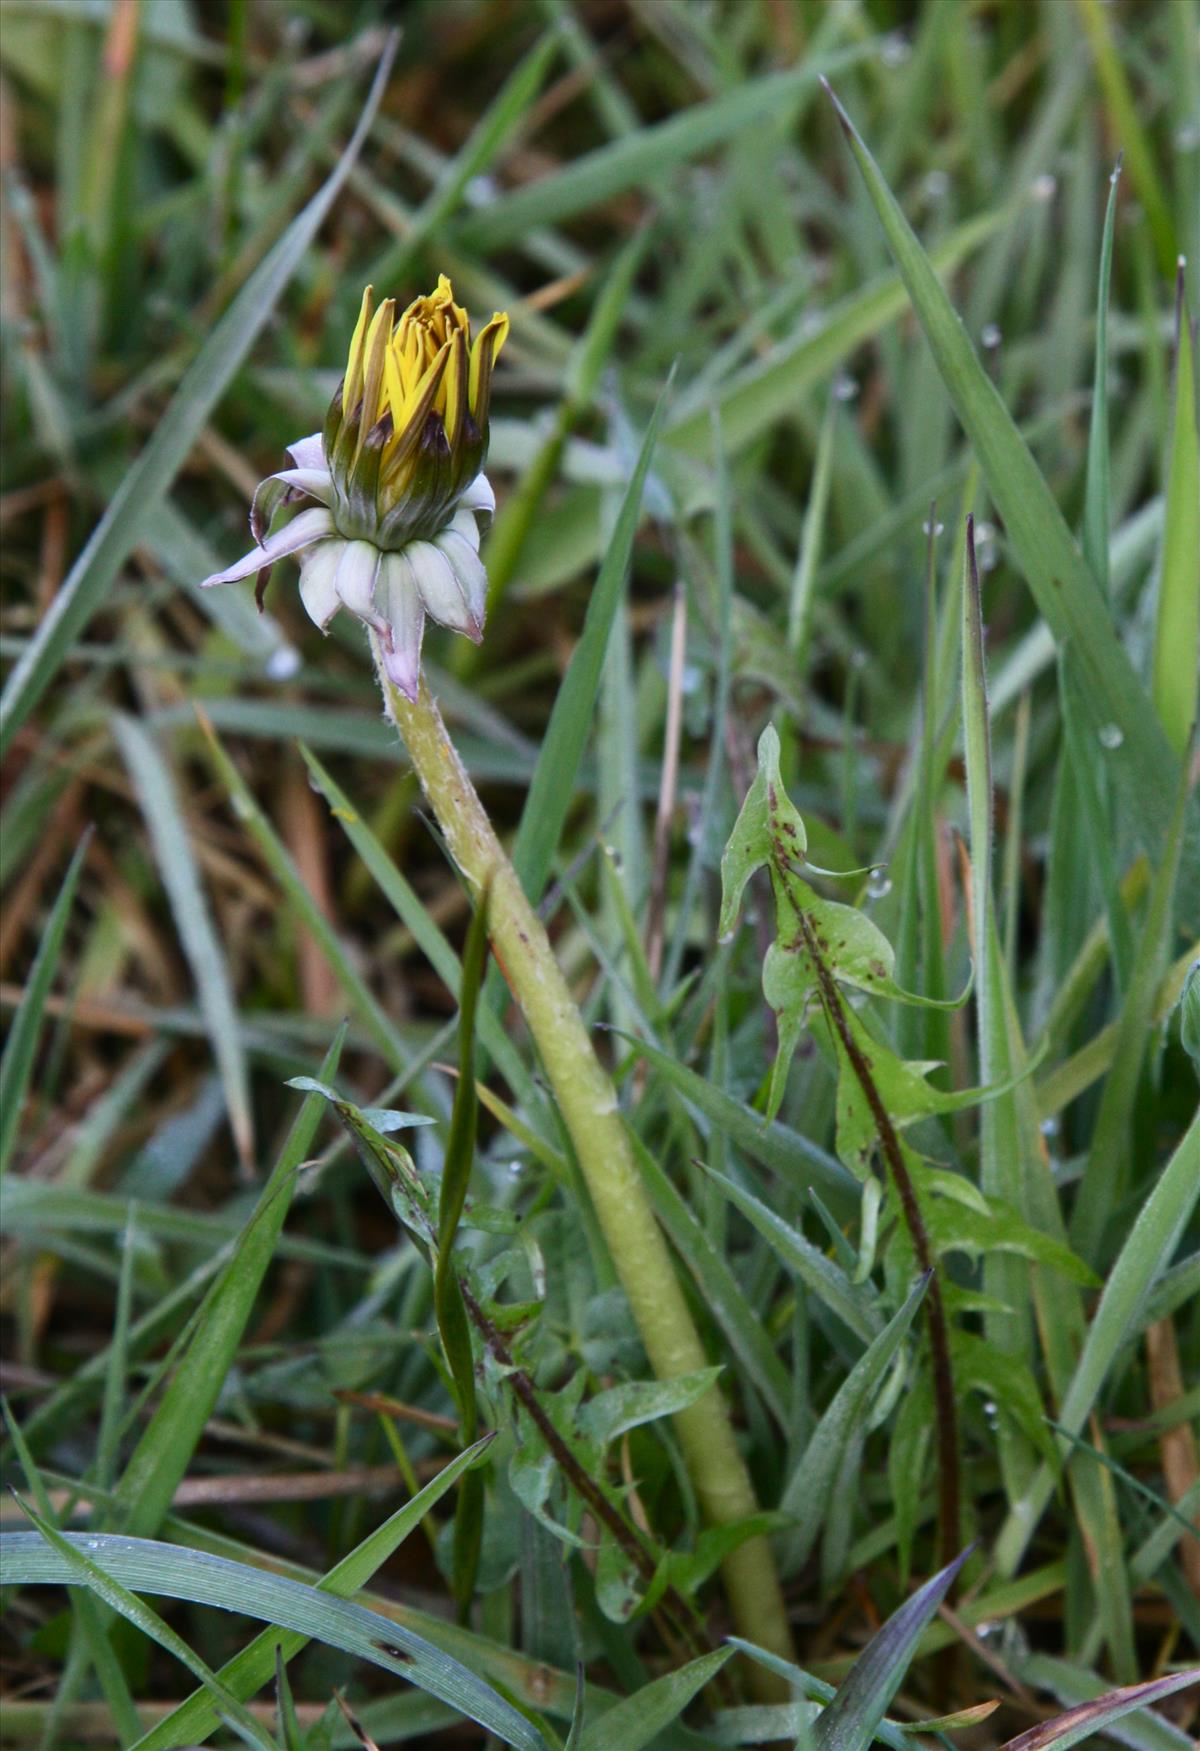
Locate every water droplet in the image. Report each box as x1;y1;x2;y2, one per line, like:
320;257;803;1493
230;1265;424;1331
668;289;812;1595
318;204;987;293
981;322;1002;350
604;845;623;872
833;371;859;402
1031;172;1058;202
1097;723;1124;750
922;517;945;537
84;1538;102;1550
974;520;998;571
680;662;703;696
265;645;301;681
466;173;499;205
923;169;949;201
866;870;892;900
1040;1115;1061;1140
507;1161;523;1178
881;29;911;65
1175;122;1200;152
717;928;736;947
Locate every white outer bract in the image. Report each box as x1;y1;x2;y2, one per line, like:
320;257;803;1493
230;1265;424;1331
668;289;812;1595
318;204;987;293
199;433;496;701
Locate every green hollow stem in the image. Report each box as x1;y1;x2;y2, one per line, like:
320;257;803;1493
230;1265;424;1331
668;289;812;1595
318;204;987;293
377;659;794;1682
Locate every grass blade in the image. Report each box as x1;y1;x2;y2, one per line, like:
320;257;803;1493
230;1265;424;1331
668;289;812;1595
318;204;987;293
132;1434;497;1751
114;713;253;1170
8;1501;278;1751
454;42;874;250
822;80;1193;893
998;1668;1200;1751
616;1031;855;1212
0;834;88;1178
0;37;397;757
510;381;670;906
0;1530;550;1751
577;1647;732;1751
780;1274;929;1569
811;1548;970;1751
107;1028;345;1541
1151;273;1199;756
1082;157;1122;593
438;891;489;1613
996;1107;1200;1575
200;715;416;1078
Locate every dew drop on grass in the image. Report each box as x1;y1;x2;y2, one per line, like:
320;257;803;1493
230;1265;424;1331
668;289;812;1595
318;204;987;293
981;322;1002;350
833;371;859;402
866;870;892;900
266;645;301;680
923;169;949;201
881;30;911;65
922;517;945;537
1031;172;1058;202
718;928;736;947
1098;723;1124;750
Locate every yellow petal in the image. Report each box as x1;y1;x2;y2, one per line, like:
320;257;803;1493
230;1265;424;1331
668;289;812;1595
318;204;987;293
468;312;509;425
443;328;468;444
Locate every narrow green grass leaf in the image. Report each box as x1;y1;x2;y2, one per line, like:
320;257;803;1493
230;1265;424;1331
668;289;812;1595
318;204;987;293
811;1548;970;1751
961;518;1052;1490
663;406;734;992
132;1435;497;1751
998;1667;1200;1751
1151;276;1199;756
439;892;488;1614
823;81;1192;890
95;1205;138;1491
1074;0;1177;276
108;1028;345;1541
510;380;670;906
0;1531;549;1751
615;1032;855;1212
298;745;533;1105
788;394;837;662
670;208;1006;462
628;1133;791;1425
7;1505;279;1751
114;713;253;1169
475;225;648;634
274;1648;303;1751
0;38;396;757
201;717;415;1078
996;1107;1200;1575
699;1166;880;1347
369;30;559;288
780;1275;928;1568
0;833;88;1178
578;1647;732;1751
1082;158;1122;593
1070;735;1194;1262
454;42;874;250
3;1401;146;1747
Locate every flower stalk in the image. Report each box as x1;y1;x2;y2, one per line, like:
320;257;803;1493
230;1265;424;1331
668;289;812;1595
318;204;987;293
377;661;795;1679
